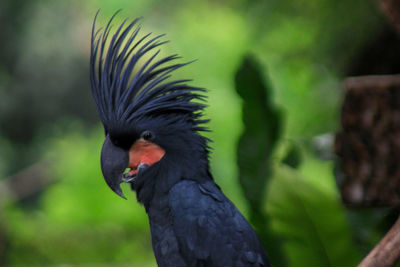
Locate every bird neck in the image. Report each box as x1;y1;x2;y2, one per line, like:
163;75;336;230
134;152;212;210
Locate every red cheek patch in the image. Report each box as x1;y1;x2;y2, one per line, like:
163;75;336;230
128;139;165;176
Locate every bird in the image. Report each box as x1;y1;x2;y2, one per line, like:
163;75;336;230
90;11;271;267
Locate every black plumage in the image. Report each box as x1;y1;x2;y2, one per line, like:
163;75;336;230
90;11;271;267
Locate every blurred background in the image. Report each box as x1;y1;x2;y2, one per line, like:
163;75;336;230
1;0;400;266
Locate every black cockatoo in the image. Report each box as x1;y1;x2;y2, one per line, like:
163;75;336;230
90;12;271;267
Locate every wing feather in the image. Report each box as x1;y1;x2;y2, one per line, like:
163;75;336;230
169;180;271;267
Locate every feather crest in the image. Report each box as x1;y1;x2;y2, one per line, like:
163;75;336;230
90;11;207;134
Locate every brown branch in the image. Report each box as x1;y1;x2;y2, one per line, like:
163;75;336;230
377;0;400;35
0;161;53;206
336;74;400;207
359;215;400;267
344;74;400;90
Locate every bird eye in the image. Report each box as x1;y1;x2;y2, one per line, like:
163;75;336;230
141;130;154;140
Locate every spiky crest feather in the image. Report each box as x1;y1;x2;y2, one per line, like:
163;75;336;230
90;11;208;138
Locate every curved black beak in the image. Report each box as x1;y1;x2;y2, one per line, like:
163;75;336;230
100;135;129;199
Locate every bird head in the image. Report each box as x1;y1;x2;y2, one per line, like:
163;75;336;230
90;12;210;201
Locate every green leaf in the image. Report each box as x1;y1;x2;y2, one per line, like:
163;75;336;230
235;54;286;266
235;54;282;209
282;141;302;169
266;164;362;267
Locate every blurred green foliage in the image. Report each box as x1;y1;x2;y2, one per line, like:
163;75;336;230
235;55;286;266
4;127;155;265
0;0;391;266
235;55;282;212
266;161;362;266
